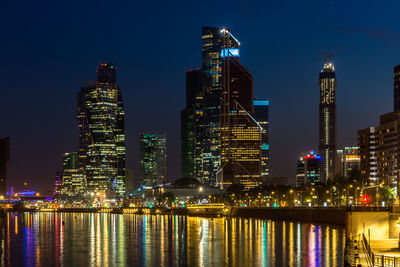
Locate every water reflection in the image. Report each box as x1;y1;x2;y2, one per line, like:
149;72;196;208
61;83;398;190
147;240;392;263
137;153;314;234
0;213;345;266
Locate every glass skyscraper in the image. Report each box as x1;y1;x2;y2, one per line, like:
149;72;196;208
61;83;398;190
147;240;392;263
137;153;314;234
219;51;262;189
319;61;337;182
140;133;167;187
254;99;270;177
201;27;240;185
60;152;81;196
181;69;203;180
77;63;126;198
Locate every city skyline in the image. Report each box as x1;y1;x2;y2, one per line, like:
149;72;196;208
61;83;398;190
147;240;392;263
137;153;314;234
2;1;400;191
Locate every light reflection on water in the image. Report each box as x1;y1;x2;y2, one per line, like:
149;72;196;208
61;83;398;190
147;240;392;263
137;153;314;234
0;212;345;266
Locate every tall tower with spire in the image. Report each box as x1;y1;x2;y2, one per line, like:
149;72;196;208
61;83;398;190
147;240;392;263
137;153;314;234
319;60;337;182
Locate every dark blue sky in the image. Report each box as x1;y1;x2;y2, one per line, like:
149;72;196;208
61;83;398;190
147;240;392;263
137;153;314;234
1;0;400;191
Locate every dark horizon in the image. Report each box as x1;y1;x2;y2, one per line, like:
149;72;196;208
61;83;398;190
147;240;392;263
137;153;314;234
2;0;400;192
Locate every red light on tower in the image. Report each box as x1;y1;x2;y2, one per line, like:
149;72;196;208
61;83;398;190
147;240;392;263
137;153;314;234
362;195;370;204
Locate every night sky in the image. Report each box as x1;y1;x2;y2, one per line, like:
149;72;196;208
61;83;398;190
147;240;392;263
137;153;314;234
1;0;400;192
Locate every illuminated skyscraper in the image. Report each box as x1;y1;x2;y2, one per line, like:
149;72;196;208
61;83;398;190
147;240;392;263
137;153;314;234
296;151;323;187
254;99;270;177
201;27;240;185
218;51;262;189
60;152;80;196
0;137;9;196
319;60;337;182
140;133;167;187
77;63;126;198
181;69;203;180
53;171;63;196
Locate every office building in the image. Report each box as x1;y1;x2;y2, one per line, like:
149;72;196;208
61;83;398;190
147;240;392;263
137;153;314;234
60;152;82;196
0;137;9;197
53;172;63;196
337;147;361;178
77;63;126;198
319;60;337;182
201;27;240;185
181;69;203;180
343;147;360;178
219;52;262;189
140;133;167;187
254;99;270;177
296;151;322;187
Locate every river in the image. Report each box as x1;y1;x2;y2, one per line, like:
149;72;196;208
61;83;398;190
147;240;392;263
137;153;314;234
0;212;345;266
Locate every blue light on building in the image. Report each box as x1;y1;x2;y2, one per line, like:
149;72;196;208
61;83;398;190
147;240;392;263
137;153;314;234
220;48;239;58
254;100;270;106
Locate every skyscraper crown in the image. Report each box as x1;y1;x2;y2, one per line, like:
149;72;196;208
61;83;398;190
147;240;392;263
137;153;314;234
97;63;116;84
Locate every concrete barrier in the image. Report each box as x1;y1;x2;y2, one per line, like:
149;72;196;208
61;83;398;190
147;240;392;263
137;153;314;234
229;207;346;225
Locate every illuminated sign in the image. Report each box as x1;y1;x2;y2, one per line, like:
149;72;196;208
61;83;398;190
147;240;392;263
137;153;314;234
221;48;239;58
303;150;322;160
345;155;360;162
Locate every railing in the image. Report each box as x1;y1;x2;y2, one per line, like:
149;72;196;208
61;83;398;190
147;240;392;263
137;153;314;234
362;233;400;267
362;233;374;265
346;205;392;212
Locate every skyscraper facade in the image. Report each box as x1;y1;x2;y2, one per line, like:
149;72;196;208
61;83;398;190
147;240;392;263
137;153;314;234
60;152;80;196
181;69;203;180
319;61;337;182
201;27;240;185
77;63;126;198
219;52;262;189
0;137;9;196
140;133;167;187
254;99;270;177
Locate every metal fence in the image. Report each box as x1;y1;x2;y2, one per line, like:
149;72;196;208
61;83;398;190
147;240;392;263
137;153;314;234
363;233;400;267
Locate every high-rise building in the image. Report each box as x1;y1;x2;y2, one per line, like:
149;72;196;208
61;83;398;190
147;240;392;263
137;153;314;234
218;52;262;189
254;99;270;177
319;61;337;183
125;169;135;196
181;69;203;180
53;171;63;196
77;63;126;198
357;64;400;197
296;151;322;187
201;27;240;185
0;137;9;197
140;133;167;187
359;112;400;193
60;152;83;196
343;147;360;178
394;64;400;111
337;147;361;179
358;127;378;185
